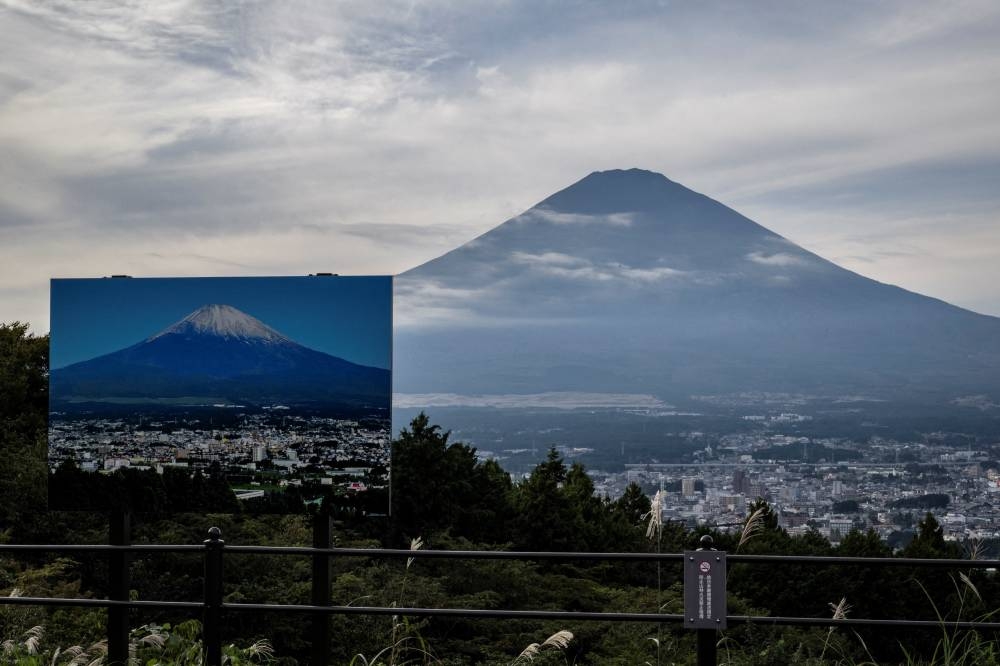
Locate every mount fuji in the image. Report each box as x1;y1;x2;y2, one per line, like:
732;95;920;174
51;304;390;408
394;169;1000;405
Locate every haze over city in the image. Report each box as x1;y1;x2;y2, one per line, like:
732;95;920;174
2;1;1000;332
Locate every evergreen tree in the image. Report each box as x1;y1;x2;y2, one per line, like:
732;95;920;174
613;482;650;527
902;512;962;559
391;412;513;543
0;323;48;531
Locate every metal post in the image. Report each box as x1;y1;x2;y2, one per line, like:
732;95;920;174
108;510;131;665
312;514;333;665
697;629;717;666
696;535;717;666
203;526;224;666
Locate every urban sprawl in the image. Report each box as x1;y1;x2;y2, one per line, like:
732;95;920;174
49;411;390;498
50;407;1000;544
479;416;999;547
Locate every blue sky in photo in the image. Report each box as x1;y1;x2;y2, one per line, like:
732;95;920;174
50;276;392;370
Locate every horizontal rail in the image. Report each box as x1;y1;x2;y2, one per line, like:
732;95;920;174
728;615;1000;630
728;554;998;568
5;595;1000;632
226;602;687;622
0;596;203;610
5;543;994;570
0;543;203;553
227;545;688;561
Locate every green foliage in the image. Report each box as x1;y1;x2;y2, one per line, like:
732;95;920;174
612;482;649;527
832;499;861;513
48;461;243;514
898;575;1000;666
391;413;513;544
892;494;951;510
903;513;963;559
0;324;48;533
1;332;997;666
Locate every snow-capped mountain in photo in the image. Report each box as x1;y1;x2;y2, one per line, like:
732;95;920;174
51;304;390;407
150;303;290;344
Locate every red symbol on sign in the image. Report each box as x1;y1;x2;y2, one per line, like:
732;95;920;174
699;561;711;573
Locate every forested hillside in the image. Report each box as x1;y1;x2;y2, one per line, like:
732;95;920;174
1;322;997;665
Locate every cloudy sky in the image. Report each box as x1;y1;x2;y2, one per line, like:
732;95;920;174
2;0;999;333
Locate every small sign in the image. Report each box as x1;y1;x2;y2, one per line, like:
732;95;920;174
684;550;727;629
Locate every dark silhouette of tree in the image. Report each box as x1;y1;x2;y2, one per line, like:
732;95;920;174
902;512;961;559
613;481;651;527
391;412;513;543
0;323;48;531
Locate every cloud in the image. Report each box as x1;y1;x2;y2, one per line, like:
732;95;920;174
522;209;636;227
337;222;472;248
746;251;808;267
2;0;1000;331
510;251;587;267
392;278;497;328
620;266;685;282
509;251;615;281
510;252;684;283
144;252;256;270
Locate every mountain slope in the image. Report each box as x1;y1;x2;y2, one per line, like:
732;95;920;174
52;304;390;407
394;169;1000;402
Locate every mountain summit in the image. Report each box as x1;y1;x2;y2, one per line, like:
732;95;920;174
394;169;1000;403
150;304;289;343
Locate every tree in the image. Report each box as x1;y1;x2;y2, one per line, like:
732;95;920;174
390;413;513;543
511;448;580;551
613;482;651;527
510;450;631;552
0;323;48;530
902;512;962;559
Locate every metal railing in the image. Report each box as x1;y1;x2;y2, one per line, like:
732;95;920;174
2;521;999;666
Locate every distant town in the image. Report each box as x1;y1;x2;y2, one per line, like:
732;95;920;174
49;400;1000;546
459;407;1000;548
49;410;391;499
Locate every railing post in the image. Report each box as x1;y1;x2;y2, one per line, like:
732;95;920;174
312;513;333;665
697;628;717;666
108;510;131;665
688;534;721;666
203;526;224;666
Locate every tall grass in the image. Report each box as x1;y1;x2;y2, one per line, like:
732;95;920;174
0;620;274;665
899;575;1000;666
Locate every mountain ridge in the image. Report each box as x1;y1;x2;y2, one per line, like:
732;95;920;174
394;168;1000;403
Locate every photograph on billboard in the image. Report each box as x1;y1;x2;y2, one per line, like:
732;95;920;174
48;275;392;513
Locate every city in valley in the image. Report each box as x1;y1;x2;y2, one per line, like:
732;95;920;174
49;398;1000;548
49;408;391;499
409;400;1000;550
572;432;1000;548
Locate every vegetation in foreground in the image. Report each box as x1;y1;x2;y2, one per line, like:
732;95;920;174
3;322;1000;664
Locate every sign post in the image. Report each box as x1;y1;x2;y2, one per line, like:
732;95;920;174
684;535;726;666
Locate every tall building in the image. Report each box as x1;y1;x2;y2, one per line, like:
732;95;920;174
733;468;751;495
682;477;698;496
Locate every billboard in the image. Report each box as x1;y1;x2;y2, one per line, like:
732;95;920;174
48;275;392;513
